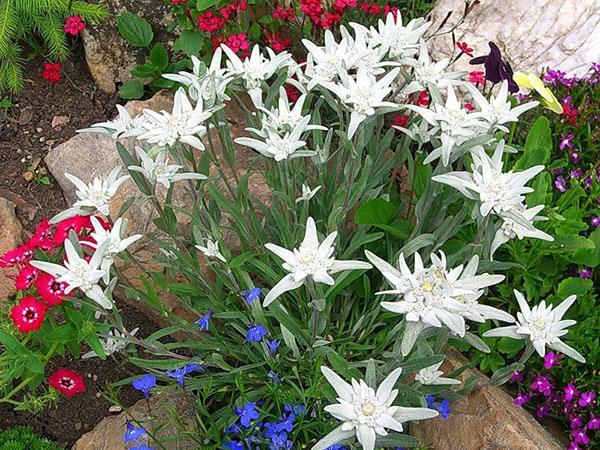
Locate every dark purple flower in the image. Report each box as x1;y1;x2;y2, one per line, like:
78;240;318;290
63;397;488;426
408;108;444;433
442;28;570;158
579;267;592;279
570;169;584;179
584;176;593;189
510;371;524;383
513;392;530;406
591;216;600;227
536;404;550;418
569;151;580;164
544;68;566;85
470;42;518;92
559;134;574;151
564;383;579;402
555;175;568;192
578;391;595;407
570;416;584;430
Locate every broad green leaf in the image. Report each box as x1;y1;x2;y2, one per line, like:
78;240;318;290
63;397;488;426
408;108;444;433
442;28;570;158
514;116;551;170
116;12;153;47
173;29;205;56
149;43;169;71
118;79;144;100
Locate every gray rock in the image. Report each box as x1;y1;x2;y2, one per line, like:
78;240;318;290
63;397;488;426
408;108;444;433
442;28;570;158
429;0;600;77
82;0;174;94
0;197;23;300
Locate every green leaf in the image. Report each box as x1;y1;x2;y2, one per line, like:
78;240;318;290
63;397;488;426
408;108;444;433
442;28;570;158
355;198;396;225
197;0;217;11
173;29;205;56
376;433;420;447
118;79;144;99
85;334;106;360
514;116;551;170
149;43;169;71
116;12;153;47
557;277;593;299
497;337;525;356
130;63;158;78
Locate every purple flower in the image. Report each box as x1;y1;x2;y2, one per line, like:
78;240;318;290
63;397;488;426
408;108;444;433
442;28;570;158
531;376;552;396
570;169;584;179
568;441;582;450
510;371;524;383
570;416;583;430
195;309;212;331
544;68;566;85
242;287;262;304
536;404;550;418
469;42;518;92
555;175;568;192
235;402;260;427
559;134;575;151
588;416;600;430
569;151;580;164
572;430;590;445
266;339;280;355
591;216;600;227
584;176;593;189
124;421;146;443
325;446;347;450
564;383;579;402
579;267;592;279
132;374;156;398
513;392;530;406
543;352;560;370
578;391;595;407
246;324;268;342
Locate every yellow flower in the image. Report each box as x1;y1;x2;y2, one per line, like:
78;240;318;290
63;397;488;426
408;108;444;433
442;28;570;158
513;72;563;114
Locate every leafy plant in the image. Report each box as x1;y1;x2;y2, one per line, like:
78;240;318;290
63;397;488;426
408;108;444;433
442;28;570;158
0;426;59;450
0;0;108;94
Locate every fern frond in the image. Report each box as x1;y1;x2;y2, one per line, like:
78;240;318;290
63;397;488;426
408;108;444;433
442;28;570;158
15;0;68;14
0;0;18;57
0;54;24;93
33;14;69;59
69;1;109;24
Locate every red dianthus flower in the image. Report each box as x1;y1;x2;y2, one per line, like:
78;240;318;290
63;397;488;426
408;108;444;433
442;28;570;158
49;369;87;397
9;296;47;333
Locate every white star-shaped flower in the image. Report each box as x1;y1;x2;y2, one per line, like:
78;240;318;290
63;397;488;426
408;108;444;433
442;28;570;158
77;105;144;138
82;327;139;359
415;361;460;385
196;239;226;263
367;12;430;60
484;290;585;363
313;366;438;450
296;184;321;203
263;217;371;306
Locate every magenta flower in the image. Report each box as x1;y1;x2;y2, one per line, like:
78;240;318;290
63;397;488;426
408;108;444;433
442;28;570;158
579;267;592;279
531;376;552;396
591;216;600;227
572;430;590;445
568;441;582;450
588;416;600;430
569;151;580;164
559;134;574;151
513;392;530;406
544;68;566;85
578;391;595;407
543;352;560;370
536;404;550;418
570;416;584;430
564;383;579;402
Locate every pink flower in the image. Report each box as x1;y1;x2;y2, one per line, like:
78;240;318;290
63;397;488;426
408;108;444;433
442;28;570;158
49;369;87;397
263;31;290;53
390;113;409;129
9;296;47;333
464;103;475;112
64;16;86;36
272;6;295;20
35;272;70;306
578;391;595;407
468;71;485;85
456;41;474;57
223;33;250;56
197;11;225;33
15;264;40;291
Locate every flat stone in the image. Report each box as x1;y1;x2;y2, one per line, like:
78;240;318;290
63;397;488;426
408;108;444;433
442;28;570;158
72;390;197;450
0;197;23;300
429;0;600;77
411;350;562;450
51;115;70;128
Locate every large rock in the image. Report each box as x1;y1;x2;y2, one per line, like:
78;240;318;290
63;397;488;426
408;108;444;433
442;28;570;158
429;0;600;77
72;390;197;450
0;197;24;300
411;350;562;450
82;0;174;94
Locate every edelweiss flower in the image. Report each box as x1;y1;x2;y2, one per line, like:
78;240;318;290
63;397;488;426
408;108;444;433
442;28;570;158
196;239;226;263
82;327;139;359
162;49;233;107
31;239;112;309
341;25;391;76
491;204;554;257
415;361;460;385
365;250;505;354
77;105;143;138
432;141;544;217
466;80;539;132
320;67;400;138
138;88;213;150
222;44;291;106
313;366;438;450
296;184;321;203
128;147;207;189
404;42;464;94
85;217;142;283
235;116;316;161
303;30;350;90
51;167;129;223
484;290;585;363
367;12;431;60
406;86;487;165
263;217;371;306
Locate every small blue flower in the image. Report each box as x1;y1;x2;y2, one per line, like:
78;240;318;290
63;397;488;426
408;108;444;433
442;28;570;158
267;370;281;384
246;324;268;342
223;441;244;450
124;421;146;443
284;404;306;416
235;401;260;427
165;362;204;387
425;394;435;405
266;339;280;355
325;446;347;450
242;287;261;304
132;374;156;398
269;431;293;450
426;395;451;419
195;309;213;331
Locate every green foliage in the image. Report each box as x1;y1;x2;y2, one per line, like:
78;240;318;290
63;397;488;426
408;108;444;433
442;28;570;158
0;426;59;450
0;0;108;94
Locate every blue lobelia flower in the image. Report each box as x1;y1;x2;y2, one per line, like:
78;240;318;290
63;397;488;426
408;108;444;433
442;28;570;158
223;441;244;450
242;287;261;304
132;374;156;398
425;395;451;419
269;431;293;450
195;309;213;331
325;446;347;450
267;370;281;384
235;401;260;427
246;324;268;342
124;421;146;443
266;339;280;355
165;362;205;387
